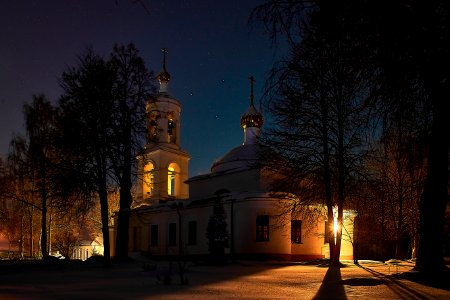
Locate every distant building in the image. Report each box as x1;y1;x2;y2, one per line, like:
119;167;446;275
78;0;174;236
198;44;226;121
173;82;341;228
110;51;354;261
72;237;104;261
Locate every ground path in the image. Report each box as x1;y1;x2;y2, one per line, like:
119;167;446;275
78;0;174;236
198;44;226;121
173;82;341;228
0;259;448;299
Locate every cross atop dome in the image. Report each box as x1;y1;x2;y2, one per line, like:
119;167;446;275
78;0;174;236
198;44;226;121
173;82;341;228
240;75;263;130
157;48;171;93
249;75;255;107
240;75;264;145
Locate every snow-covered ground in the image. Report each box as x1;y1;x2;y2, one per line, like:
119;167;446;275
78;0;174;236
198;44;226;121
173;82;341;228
0;259;448;299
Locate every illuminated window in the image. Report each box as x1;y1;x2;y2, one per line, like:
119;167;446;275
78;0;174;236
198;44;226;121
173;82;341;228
168;223;177;246
291;220;302;244
167;163;180;197
168;167;175;196
256;215;269;241
143;162;154;197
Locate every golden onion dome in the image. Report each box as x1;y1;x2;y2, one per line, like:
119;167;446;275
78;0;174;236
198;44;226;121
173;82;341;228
240;105;263;129
157;70;171;83
157;48;171;84
240;75;263;129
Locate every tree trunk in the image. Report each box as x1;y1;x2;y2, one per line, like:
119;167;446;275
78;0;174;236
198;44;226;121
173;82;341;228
98;179;111;266
320;84;335;261
41;189;47;258
332;79;345;267
29;208;33;257
415;96;448;274
115;193;131;260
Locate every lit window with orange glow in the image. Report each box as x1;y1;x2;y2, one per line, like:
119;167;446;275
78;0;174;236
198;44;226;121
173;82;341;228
143;162;154;197
168;166;175;196
167;163;180;197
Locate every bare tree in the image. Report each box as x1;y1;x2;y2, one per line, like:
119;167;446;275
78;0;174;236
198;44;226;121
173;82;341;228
254;0;449;275
108;43;154;260
21;95;60;258
59;50;116;265
59;44;155;263
255;0;372;266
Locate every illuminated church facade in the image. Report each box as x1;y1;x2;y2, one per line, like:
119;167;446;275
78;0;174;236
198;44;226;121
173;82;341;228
110;52;354;261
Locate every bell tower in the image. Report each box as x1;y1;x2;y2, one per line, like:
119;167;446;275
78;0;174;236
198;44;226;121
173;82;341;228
135;48;190;207
146;48;181;148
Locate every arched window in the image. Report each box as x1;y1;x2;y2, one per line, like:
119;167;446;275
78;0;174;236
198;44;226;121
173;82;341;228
167;114;176;144
143;162;154;197
147;110;160;143
167;163;180;196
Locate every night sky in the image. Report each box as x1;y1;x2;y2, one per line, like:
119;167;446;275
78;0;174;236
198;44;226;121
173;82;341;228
0;0;284;176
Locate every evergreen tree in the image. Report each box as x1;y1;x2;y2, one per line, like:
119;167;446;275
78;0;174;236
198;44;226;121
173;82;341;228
206;197;229;260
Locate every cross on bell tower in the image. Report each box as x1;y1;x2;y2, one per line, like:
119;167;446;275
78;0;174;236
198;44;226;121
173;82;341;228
157;47;171;93
162;47;168;72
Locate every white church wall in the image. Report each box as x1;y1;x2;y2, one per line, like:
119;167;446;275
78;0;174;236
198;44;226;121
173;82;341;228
233;197;291;257
290;220;328;260
126;192;354;261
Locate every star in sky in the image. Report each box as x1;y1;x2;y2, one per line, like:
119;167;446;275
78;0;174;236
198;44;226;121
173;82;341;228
0;0;283;176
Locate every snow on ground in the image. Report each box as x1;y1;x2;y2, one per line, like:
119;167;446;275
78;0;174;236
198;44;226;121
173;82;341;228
0;259;448;299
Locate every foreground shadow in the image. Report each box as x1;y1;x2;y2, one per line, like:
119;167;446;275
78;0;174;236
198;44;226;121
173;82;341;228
313;266;347;300
357;264;432;299
400;267;450;291
0;258;297;299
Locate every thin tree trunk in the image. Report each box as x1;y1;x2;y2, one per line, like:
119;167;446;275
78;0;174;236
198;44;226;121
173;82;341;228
332;77;345;267
41;189;47;258
99;178;111;266
29;208;33;257
115;190;132;260
320;82;335;261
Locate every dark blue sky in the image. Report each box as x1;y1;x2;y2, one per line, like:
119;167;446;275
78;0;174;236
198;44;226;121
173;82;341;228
0;0;283;176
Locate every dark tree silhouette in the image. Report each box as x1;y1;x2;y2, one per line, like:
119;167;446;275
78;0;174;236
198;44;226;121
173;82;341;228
22;95;60;258
5;136;42;258
254;0;449;275
59;50;116;264
108;43;154;260
254;0;372;266
59;44;154;262
352;0;449;274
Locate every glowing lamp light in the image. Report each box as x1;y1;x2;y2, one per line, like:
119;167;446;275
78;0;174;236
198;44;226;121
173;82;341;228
333;206;339;244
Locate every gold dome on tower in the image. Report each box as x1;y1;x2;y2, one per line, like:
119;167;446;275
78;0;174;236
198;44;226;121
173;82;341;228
157;47;171;83
157;70;171;83
240;76;263;129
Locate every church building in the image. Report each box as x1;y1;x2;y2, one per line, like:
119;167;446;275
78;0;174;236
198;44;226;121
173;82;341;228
110;51;354;261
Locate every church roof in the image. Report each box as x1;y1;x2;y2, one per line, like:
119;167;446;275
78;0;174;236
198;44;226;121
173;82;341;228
210;143;262;173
